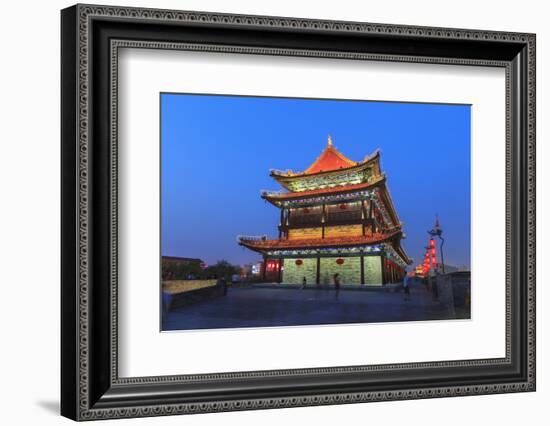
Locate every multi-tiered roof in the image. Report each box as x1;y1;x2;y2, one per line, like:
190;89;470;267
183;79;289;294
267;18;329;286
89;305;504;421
239;136;411;266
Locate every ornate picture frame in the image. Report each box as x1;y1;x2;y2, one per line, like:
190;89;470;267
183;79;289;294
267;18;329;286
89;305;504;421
61;4;535;420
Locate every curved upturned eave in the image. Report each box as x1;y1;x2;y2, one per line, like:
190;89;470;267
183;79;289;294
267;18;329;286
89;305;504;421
271;150;380;189
377;181;402;228
239;229;401;252
261;175;386;206
239;230;412;266
393;237;413;265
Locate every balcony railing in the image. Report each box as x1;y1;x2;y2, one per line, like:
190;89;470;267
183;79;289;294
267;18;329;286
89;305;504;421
260;189;286;197
284;211;367;228
237;234;268;243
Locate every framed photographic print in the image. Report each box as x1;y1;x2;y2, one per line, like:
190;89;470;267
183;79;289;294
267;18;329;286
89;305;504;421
61;4;536;421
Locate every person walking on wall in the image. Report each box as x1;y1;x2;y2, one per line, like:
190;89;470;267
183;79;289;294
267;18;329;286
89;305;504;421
333;273;341;299
403;272;411;301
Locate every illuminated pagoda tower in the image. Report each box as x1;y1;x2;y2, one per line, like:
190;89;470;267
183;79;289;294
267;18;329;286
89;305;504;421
238;136;411;285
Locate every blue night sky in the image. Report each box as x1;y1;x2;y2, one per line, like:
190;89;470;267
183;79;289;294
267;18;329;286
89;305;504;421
161;93;471;270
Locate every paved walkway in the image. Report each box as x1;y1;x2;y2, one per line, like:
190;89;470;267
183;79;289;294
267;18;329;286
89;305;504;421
162;284;468;331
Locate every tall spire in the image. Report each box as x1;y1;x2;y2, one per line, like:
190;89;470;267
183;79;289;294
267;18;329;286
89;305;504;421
327;134;333;147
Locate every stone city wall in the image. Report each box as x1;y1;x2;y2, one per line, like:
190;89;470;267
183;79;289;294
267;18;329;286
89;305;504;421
320;256;361;285
163;279;217;294
282;257;317;284
281;255;383;285
363;256;382;285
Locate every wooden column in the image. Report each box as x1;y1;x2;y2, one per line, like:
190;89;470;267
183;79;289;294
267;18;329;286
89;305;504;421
316;256;321;284
279;208;284;240
361;199;366;236
360;254;365;285
369;199;375;234
286;209;291;239
277;259;283;283
380;256;386;285
262;256;267;281
321;203;326;239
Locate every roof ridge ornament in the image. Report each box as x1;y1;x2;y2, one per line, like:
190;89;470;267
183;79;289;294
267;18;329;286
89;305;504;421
327;134;333;147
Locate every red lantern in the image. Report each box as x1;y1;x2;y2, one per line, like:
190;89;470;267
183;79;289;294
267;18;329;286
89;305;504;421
295;259;303;266
339;204;347;210
303;208;310;214
336;258;345;265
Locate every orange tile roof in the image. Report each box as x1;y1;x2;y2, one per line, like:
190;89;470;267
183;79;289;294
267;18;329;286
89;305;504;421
303;143;357;174
239;230;401;251
271;136;377;178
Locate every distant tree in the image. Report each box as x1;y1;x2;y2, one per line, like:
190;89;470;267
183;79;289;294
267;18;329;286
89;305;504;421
162;261;203;280
204;260;241;280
